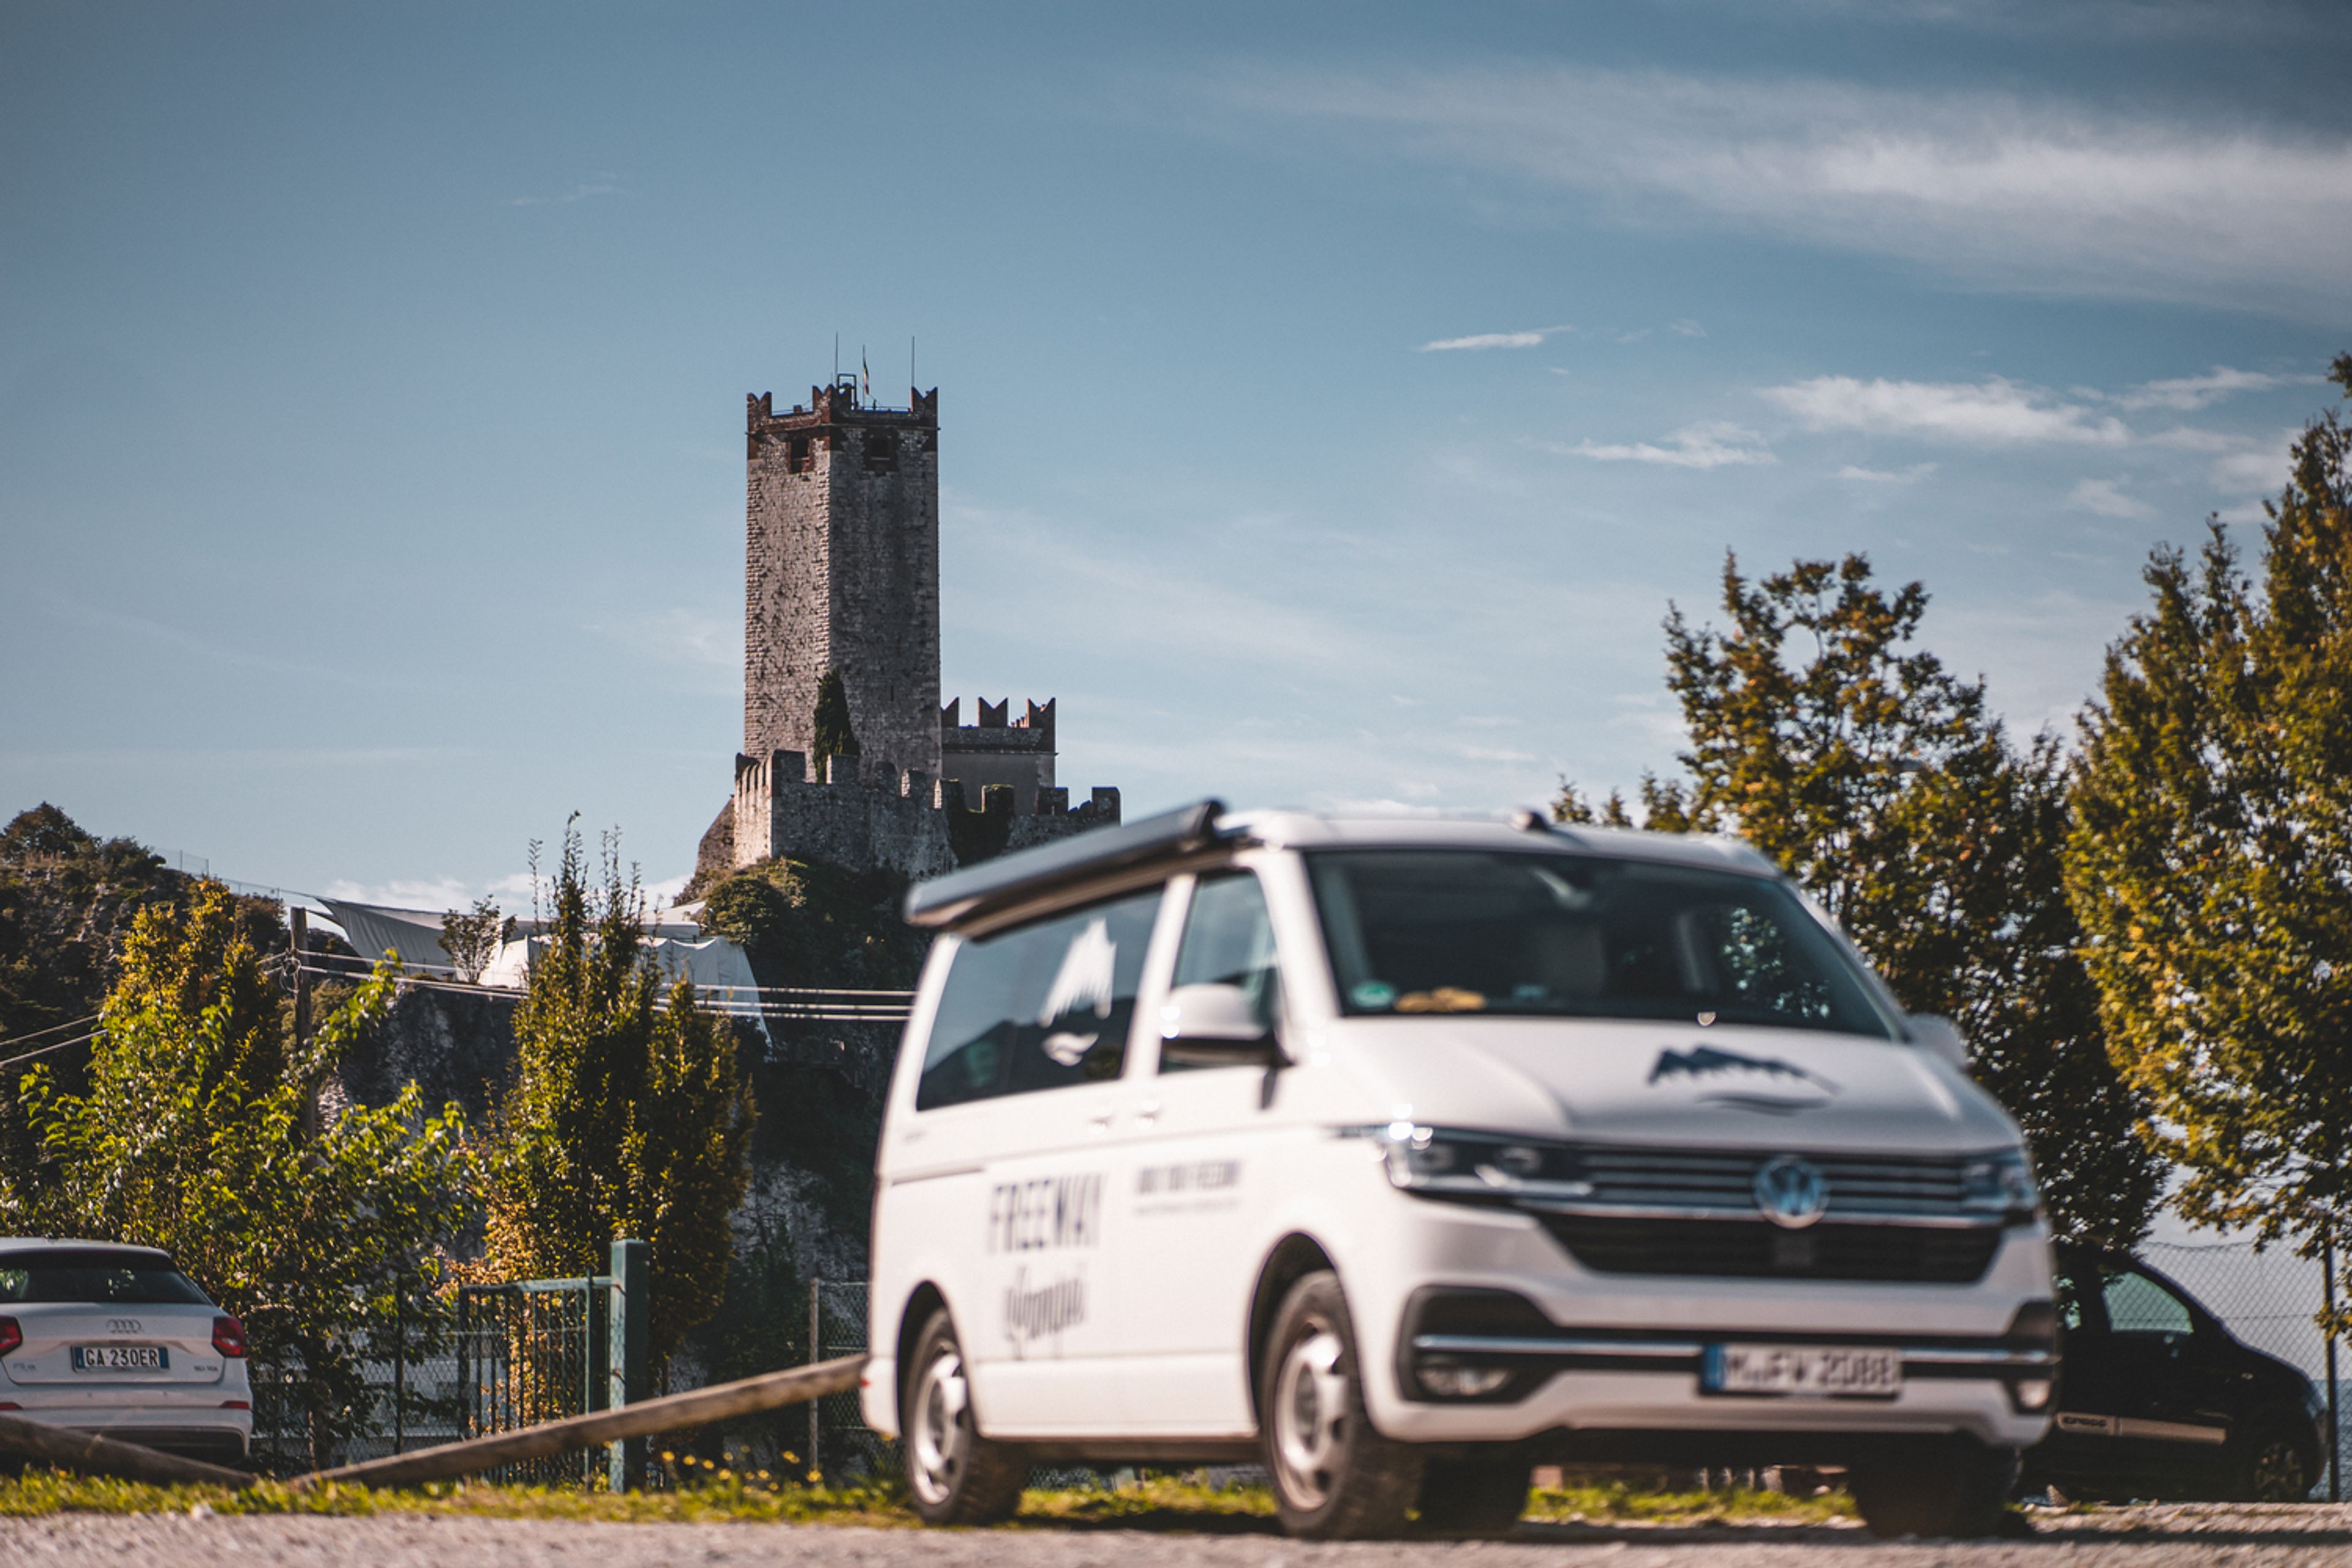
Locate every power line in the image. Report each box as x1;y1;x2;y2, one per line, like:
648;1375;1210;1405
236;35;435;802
0;1012;102;1052
292;959;908;1006
0;1031;99;1072
288;965;909;1022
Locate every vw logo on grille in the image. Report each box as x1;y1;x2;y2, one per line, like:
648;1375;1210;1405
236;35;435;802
1753;1155;1828;1229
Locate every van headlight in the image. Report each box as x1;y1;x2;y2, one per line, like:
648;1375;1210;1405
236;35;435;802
1351;1123;1588;1201
1961;1149;2040;1222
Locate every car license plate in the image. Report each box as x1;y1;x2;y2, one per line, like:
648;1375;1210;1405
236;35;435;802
72;1344;167;1373
1703;1343;1899;1398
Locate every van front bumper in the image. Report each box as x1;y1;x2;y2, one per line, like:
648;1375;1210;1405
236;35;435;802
1343;1187;2057;1452
1390;1310;2052;1452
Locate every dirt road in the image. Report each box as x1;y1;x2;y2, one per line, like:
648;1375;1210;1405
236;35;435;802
6;1504;2351;1567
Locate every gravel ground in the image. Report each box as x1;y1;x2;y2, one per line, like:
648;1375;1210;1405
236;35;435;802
6;1506;2352;1567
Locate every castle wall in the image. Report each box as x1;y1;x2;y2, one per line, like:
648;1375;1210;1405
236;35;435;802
730;746;1118;879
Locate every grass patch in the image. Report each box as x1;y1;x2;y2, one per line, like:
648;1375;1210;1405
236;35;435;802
1525;1477;1855;1526
0;1467;1852;1529
0;1470;911;1525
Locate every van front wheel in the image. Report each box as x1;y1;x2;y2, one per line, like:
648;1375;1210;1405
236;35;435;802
1848;1438;2018;1539
901;1308;1028;1526
1258;1270;1423;1538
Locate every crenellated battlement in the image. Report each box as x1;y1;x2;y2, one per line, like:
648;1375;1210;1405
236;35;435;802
730;746;1118;879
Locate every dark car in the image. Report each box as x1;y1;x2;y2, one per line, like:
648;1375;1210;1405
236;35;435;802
2023;1242;2328;1502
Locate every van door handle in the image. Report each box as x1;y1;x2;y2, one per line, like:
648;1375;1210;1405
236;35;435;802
1090;1112;1115;1132
1136;1102;1161;1126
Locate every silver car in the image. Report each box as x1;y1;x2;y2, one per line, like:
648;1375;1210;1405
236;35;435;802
0;1238;252;1464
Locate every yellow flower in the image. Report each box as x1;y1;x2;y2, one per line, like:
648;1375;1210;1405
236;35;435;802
806;1471;820;1483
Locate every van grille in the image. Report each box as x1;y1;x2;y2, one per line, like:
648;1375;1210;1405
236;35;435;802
1572;1147;1975;1221
1527;1146;2003;1284
1539;1214;2002;1283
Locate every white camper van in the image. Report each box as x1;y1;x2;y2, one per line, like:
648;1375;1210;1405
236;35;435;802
864;803;2054;1539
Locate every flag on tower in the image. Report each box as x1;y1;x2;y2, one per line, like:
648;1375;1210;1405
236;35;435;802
861;350;870;402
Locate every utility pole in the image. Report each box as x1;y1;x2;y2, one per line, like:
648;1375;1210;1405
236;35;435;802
809;1281;822;1483
291;907;317;1136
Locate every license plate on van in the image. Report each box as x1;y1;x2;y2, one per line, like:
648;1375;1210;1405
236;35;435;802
1703;1344;1899;1398
72;1345;166;1373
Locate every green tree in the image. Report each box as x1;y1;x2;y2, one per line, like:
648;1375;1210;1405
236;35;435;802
811;669;861;782
699;855;927;995
2;880;473;1464
1626;553;2163;1246
2067;358;2352;1278
481;822;755;1363
440;895;513;984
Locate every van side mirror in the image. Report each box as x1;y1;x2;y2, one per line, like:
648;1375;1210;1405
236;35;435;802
1159;982;1283;1069
1909;1014;1970;1068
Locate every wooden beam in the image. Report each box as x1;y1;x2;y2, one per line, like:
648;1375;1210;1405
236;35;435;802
0;1411;255;1488
297;1353;869;1490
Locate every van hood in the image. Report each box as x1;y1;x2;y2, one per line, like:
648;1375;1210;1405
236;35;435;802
1324;1017;2018;1156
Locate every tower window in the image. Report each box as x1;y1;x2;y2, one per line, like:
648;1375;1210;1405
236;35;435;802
864;429;899;474
788;436;813;474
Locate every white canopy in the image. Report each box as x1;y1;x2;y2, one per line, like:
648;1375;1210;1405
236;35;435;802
317;899;767;1042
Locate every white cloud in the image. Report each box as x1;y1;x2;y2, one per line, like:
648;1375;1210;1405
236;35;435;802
592;604;740;669
1221;67;2352;313
511;179;622;208
2067;477;2154;519
2146;423;2300;492
1760;376;2130;445
2209;429;2301;494
1563;421;1776;469
1418;325;1570;352
2114;366;2316;411
1669;319;1707;338
1836;462;1939;483
322;876;486;912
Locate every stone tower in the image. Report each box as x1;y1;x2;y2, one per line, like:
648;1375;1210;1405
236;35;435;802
693;374;1118;889
744;379;942;783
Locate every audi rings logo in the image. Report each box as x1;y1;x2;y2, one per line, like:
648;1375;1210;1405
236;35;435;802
1752;1156;1828;1229
105;1319;143;1335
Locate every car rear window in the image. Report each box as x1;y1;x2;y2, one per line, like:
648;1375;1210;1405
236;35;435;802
0;1248;214;1305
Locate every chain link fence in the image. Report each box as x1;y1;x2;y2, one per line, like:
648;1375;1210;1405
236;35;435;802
249;1281;608;1479
806;1280;892;1482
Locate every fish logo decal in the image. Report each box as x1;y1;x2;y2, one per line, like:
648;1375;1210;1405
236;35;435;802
1648;1044;1836;1095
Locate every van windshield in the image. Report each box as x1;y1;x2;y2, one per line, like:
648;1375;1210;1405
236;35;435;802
1308;850;1898;1039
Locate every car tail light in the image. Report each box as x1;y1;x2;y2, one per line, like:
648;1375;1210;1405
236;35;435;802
0;1402;18;1411
211;1314;247;1358
219;1400;251;1410
0;1316;20;1357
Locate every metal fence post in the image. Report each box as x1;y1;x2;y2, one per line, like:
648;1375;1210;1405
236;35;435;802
809;1280;823;1483
2328;1234;2341;1504
608;1239;648;1491
393;1286;406;1455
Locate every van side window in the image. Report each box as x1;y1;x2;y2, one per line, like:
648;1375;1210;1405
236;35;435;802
916;886;1163;1110
1169;873;1280;1068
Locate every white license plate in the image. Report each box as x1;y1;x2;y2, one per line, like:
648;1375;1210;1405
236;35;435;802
72;1344;166;1373
1703;1343;1899;1398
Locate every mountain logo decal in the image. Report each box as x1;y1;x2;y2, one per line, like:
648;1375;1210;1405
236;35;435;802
1647;1044;1836;1094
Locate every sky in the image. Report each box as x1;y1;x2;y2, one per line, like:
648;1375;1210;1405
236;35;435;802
4;0;2350;911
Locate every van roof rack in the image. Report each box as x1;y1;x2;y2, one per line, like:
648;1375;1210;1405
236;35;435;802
903;798;1230;930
